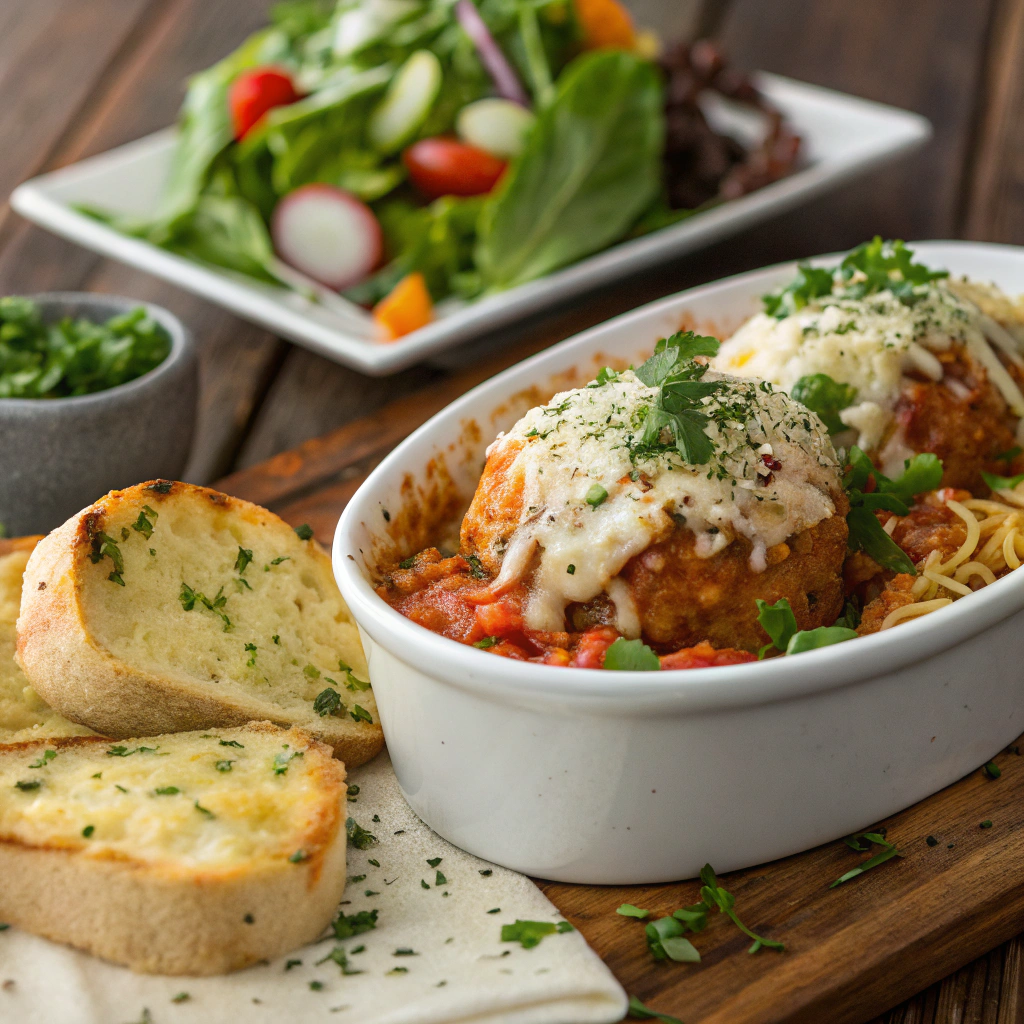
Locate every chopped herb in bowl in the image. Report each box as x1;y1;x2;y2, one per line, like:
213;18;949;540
0;296;171;398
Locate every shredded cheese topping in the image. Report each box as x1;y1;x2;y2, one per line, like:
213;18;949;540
715;277;1024;467
481;369;842;633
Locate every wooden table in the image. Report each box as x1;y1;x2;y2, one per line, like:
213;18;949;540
4;0;1024;1019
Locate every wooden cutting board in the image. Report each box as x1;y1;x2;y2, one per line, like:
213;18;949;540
215;336;1024;1024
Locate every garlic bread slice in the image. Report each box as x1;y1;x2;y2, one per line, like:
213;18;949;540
16;481;382;766
0;537;96;742
0;722;346;975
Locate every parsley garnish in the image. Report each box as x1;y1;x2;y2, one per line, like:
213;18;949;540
627;996;685;1024
473;636;499;649
148;481;172;494
346;817;378;849
317;947;363;975
215;760;234;772
28;750;56;769
616;904;650;919
566;564;575;575
171;993;190;1004
89;530;125;585
219;739;244;748
332;908;378;939
844;448;943;574
982;470;1024;492
289;849;307;863
791;374;857;434
427;857;442;867
831;831;900;887
304;664;321;679
465;554;488;579
294;523;314;540
154;786;180;796
14;779;41;791
131;505;158;540
603;637;660;671
755;598;857;658
244;642;257;667
313;687;343;717
234;546;253;574
501;920;562;949
698;864;783;952
631;331;723;466
398;556;416;569
273;747;303;775
82;825;95;837
179;582;231;630
106;744;158;757
194;799;215;818
435;871;447;886
645;914;701;962
350;704;373;724
763;238;947;319
585;483;608;507
984;761;1002;779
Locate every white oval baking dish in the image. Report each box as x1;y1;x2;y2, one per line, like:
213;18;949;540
334;241;1024;884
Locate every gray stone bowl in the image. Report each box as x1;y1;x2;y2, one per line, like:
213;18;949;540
0;293;197;537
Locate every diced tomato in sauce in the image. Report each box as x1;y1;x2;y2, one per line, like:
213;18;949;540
377;550;756;669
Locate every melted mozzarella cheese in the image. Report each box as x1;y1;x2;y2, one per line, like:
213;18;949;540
714;281;1024;450
0;730;333;869
483;370;841;632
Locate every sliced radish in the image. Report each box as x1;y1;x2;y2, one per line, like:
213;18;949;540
368;50;443;154
456;98;536;160
271;184;383;290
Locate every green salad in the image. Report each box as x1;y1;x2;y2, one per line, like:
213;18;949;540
83;0;794;337
0;297;171;399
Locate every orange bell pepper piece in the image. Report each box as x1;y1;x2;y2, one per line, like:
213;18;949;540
574;0;636;50
373;272;434;340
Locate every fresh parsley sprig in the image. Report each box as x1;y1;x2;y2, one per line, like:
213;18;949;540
791;373;857;435
762;238;948;320
755;598;857;659
632;331;722;466
603;637;660;671
698;864;784;953
844;447;943;575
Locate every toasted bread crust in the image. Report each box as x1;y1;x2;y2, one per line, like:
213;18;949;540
16;481;383;767
0;723;347;975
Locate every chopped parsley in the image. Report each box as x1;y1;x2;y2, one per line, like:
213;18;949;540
984;761;1002;779
289;849;307;863
435;871;447;886
398;556;416;569
982;819;994;829
313;687;343;717
154;786;180;796
698;864;783;952
234;546;253;574
831;831;900;887
219;739;244;749
332;908;378;939
427;857;442;867
194;800;215;818
473;636;499;649
603;637;660;671
89;530;125;586
82;825;95;838
346;817;378;849
244;642;257;667
350;704;373;724
304;664;321;679
28;750;56;769
273;747;303;775
107;744;158;757
131;505;159;540
179;582;231;631
317;947;363;975
215;760;234;772
585;483;608;507
501;919;571;949
566;564;575;575
465;554;488;579
148;481;172;494
171;992;190;1004
294;523;314;540
627;995;685;1024
616;904;650;919
14;780;41;791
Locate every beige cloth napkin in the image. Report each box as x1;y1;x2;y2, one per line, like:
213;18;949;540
1;751;627;1024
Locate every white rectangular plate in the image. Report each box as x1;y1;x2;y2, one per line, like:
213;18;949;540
11;74;929;376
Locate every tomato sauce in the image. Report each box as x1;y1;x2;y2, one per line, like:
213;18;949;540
376;548;756;669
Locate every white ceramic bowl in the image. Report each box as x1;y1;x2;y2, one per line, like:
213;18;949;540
334;241;1024;884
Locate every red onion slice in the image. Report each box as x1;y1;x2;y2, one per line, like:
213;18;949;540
455;0;530;108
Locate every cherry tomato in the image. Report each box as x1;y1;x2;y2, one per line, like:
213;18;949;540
229;67;300;140
402;138;507;199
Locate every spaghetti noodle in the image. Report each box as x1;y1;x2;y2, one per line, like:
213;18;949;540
878;486;1024;630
